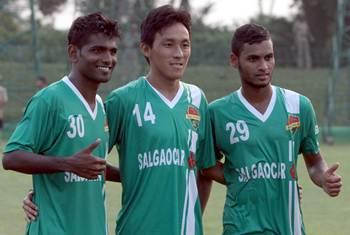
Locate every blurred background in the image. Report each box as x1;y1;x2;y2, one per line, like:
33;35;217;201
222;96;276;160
0;0;349;234
0;0;349;142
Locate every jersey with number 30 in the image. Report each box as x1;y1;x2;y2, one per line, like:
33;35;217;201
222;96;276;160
209;86;319;235
5;76;109;235
105;77;216;235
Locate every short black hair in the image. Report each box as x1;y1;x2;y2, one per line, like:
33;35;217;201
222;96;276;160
68;12;120;48
37;75;48;83
140;5;191;48
231;23;271;56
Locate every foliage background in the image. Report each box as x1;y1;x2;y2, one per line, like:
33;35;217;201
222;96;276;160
0;0;349;234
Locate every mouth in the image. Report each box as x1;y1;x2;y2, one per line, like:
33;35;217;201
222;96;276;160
96;66;112;72
256;74;270;79
169;62;184;69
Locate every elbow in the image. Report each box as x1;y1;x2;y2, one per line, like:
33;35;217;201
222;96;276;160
2;154;11;170
2;153;17;170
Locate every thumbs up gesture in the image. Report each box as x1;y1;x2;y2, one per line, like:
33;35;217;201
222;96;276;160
322;163;342;197
67;139;106;179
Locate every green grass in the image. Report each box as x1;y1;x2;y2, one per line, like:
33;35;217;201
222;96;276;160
0;143;349;234
1;62;349;126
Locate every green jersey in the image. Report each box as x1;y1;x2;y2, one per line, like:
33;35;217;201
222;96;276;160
105;77;216;235
209;86;319;235
5;76;109;235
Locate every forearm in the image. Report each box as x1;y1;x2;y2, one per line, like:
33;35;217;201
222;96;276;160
304;153;328;188
202;161;226;185
105;163;121;182
197;171;212;213
304;152;342;197
2;150;70;174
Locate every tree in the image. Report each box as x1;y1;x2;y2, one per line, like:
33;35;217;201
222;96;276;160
294;0;337;66
38;0;67;15
250;14;295;66
179;0;190;11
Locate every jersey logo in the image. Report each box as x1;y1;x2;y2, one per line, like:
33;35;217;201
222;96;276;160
186;106;200;129
188;152;196;169
289;163;297;180
286;114;300;133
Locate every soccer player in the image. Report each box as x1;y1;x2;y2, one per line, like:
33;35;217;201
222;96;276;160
204;23;342;235
2;13;120;235
104;5;215;235
21;5;215;235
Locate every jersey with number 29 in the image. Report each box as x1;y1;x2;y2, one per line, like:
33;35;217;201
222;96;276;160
4;76;109;235
105;77;216;235
209;86;319;235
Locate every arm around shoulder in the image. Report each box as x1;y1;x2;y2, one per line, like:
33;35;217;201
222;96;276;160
105;163;121;182
197;170;212;214
201;161;226;185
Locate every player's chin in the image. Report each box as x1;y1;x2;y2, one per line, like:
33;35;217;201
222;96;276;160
170;71;185;80
96;73;113;83
101;76;112;83
251;82;270;89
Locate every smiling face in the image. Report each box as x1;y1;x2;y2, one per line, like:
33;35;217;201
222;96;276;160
231;39;275;89
141;23;191;82
70;33;118;84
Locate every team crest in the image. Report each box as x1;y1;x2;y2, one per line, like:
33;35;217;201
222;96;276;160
286;114;300;133
186;106;200;129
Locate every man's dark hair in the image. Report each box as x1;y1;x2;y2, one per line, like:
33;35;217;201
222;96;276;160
231;23;271;56
68;12;120;48
37;75;48;84
140;5;191;48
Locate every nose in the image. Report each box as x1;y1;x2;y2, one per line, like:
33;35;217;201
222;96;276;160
258;60;269;71
173;45;184;58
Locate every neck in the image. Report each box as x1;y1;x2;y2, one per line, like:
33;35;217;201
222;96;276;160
146;73;180;101
241;84;273;114
68;72;98;108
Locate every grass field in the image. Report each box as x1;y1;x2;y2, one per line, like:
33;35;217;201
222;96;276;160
1;62;350;126
0;142;349;235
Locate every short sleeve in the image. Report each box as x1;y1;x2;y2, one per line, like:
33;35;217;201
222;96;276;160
208;102;225;161
196;93;216;170
104;90;125;152
4;96;58;154
300;97;320;154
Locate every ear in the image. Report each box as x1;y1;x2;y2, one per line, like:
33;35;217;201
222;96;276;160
140;42;151;59
230;52;239;69
68;44;79;63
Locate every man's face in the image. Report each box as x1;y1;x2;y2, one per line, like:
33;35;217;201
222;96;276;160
73;33;118;84
142;23;191;81
231;39;275;88
36;80;47;89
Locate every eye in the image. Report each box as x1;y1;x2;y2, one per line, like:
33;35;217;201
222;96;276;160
247;56;258;62
163;41;173;47
91;47;102;53
110;48;118;56
265;54;274;61
182;42;190;49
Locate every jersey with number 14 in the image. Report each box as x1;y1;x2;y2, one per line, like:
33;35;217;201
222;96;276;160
209;86;319;235
105;77;215;235
4;76;109;235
